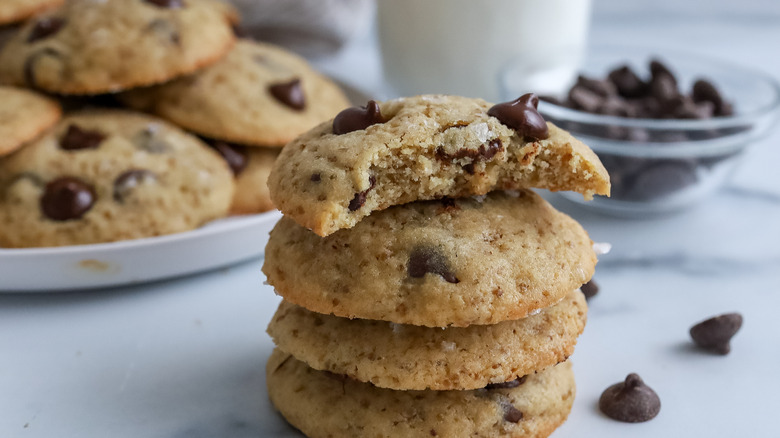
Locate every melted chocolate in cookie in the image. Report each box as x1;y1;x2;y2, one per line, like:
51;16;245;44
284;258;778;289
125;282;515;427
333;101;385;135
27;17;66;43
269;78;306;111
348;175;376;211
41;177;95;221
60;125;106;151
488;93;549;141
485;376;526;390
408;246;459;284
144;0;185;8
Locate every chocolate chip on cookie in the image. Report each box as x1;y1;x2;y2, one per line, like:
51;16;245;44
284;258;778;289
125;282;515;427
41;176;96;221
580;279;599;300
207;140;248;176
501;401;524;423
599;373;661;423
689;312;743;355
113;169;158;203
27;17;65;43
488;93;549;141
269;78;306;111
60;125;106;151
144;0;184;9
485;376;526;390
408;245;459;284
333;100;385;135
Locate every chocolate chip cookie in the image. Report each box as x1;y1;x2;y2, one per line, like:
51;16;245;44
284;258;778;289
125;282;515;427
266;349;575;438
268;289;587;390
0;0;63;26
0;110;234;248
267;94;610;236
120;39;351;146
263;190;596;327
0;86;61;157
0;0;236;95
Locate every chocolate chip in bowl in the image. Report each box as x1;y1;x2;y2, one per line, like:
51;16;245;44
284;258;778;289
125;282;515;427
501;45;780;216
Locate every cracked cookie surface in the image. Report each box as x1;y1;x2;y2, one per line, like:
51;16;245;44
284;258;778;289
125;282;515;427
263;190;596;327
266;349;575;438
0;110;234;247
267;94;610;236
0;0;235;94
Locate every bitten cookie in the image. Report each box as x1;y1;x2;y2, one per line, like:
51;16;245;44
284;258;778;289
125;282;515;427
0;0;235;95
0;111;234;248
267;349;575;438
120;39;351;146
0;0;63;26
263;190;596;327
268;289;587;390
0;86;61;157
207;140;279;214
267;94;610;236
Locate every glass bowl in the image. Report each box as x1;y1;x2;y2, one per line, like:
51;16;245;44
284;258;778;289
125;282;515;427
501;45;780;216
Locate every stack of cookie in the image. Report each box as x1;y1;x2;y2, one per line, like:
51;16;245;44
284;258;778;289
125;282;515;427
0;0;350;248
262;94;611;437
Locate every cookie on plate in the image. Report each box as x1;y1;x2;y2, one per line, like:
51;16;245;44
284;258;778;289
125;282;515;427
0;0;63;26
0;0;236;95
120;39;351;147
0;111;234;248
268;289;587;390
0;86;61;157
267;349;575;438
267;94;610;236
207;140;279;214
263;190;596;327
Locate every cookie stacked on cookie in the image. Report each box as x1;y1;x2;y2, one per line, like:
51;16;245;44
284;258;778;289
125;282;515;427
262;94;610;437
0;0;351;247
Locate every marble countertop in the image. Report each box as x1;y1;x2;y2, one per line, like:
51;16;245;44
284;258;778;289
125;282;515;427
2;2;780;437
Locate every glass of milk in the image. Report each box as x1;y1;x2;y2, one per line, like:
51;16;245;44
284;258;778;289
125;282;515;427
377;0;592;102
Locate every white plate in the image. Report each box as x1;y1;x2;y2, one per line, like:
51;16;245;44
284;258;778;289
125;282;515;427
0;211;281;292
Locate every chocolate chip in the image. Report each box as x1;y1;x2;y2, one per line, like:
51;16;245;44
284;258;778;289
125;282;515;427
568;86;603;113
575;75;616;98
488;93;549;141
649;59;677;88
310;173;321;182
113;170;158;203
599;373;661;423
580;280;599;299
435;139;503;163
132;126;169;153
485;376;526;390
40;177;96;221
408;246;459;284
502;402;523;423
348;175;376;211
333;101;385;135
607;65;647;98
144;0;185;8
269;78;305;111
692;79;732;116
146;19;180;45
24;48;62;88
650;74;680;107
462;163;475;175
207;140;247;176
689;312;743;355
27;17;65;43
60;125;106;151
